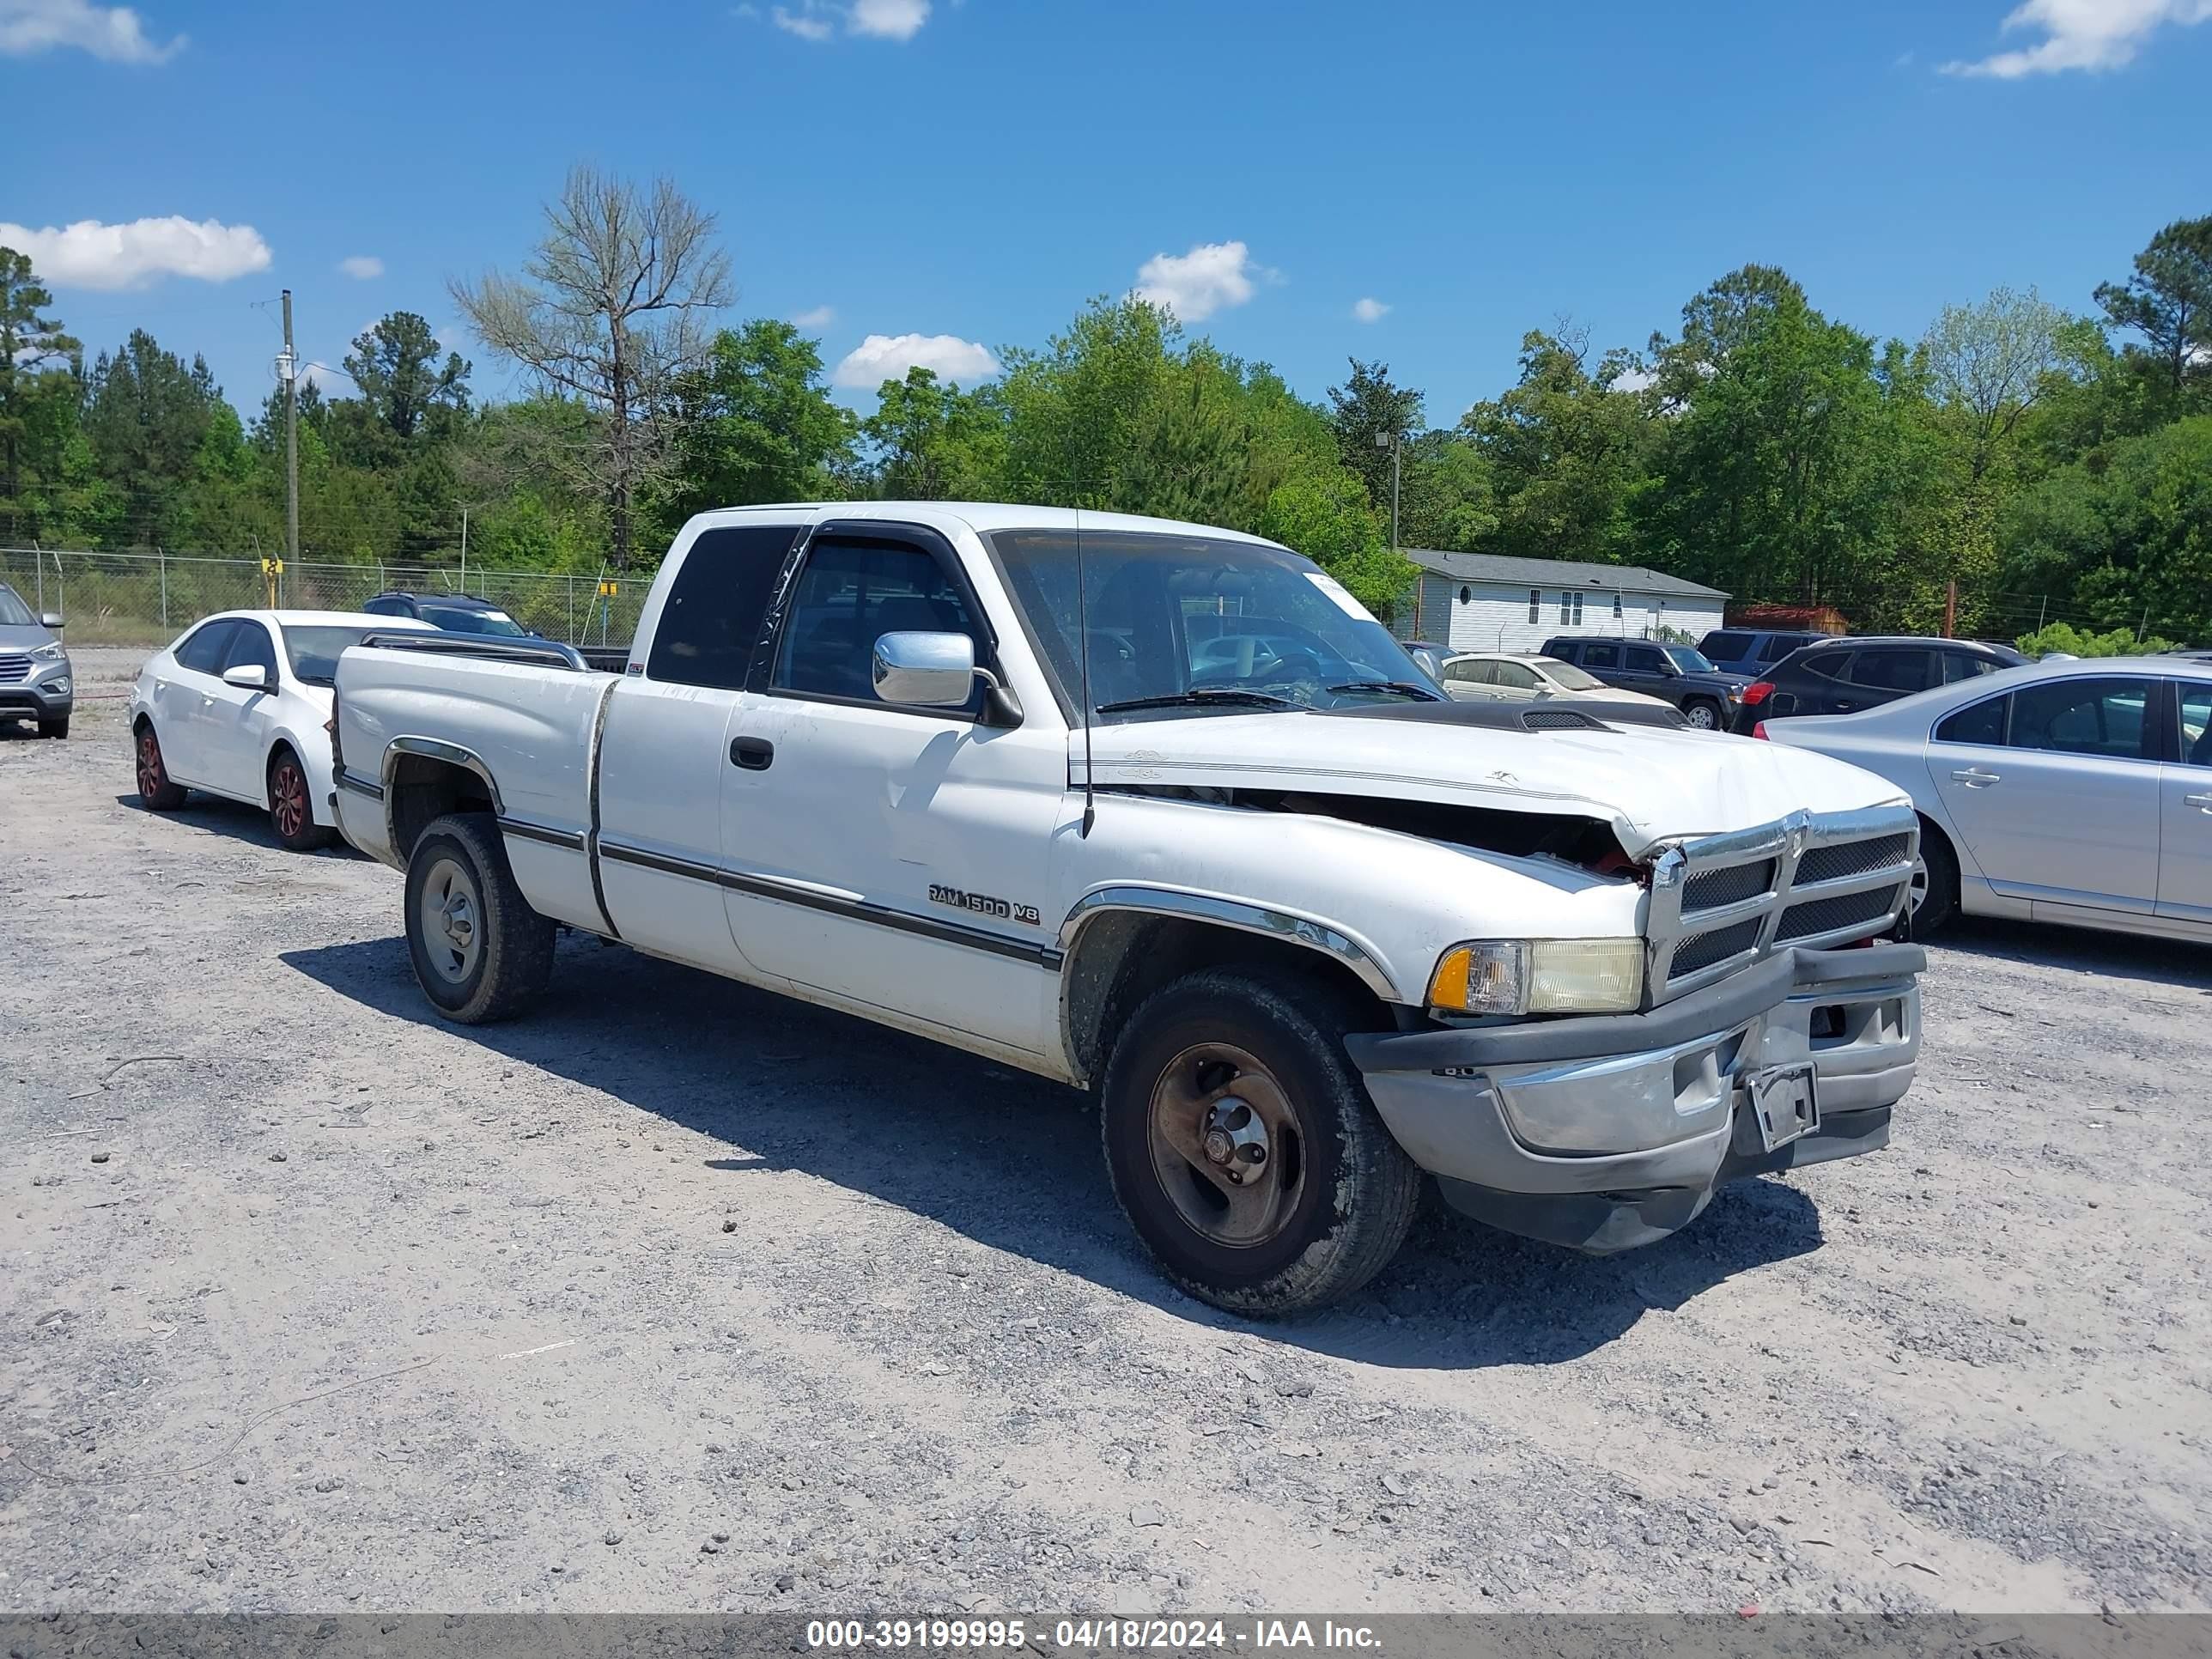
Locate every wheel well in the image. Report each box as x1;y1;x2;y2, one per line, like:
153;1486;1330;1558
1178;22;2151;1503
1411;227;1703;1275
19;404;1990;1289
387;754;496;863
1917;811;1960;881
1062;913;1395;1086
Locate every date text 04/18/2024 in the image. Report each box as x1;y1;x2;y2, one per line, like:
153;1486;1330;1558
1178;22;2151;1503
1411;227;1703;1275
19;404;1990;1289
805;1620;1383;1650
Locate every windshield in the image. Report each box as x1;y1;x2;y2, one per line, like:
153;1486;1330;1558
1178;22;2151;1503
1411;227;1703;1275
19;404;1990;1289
283;623;391;685
988;529;1434;720
1663;644;1717;674
0;586;34;628
421;603;529;638
1540;659;1605;691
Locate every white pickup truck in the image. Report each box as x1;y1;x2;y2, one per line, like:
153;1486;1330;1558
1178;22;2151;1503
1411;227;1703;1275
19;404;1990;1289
330;503;1926;1314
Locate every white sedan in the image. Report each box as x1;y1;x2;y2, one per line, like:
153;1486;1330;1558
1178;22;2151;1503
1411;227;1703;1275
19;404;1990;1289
1759;654;2212;942
128;611;429;851
1437;652;1675;711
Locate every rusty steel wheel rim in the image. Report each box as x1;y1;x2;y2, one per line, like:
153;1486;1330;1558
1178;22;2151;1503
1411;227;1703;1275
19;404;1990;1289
1146;1041;1307;1249
272;761;307;840
137;732;164;798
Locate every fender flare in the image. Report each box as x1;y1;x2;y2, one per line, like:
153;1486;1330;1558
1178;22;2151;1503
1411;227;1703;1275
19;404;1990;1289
380;735;506;852
1054;884;1405;1082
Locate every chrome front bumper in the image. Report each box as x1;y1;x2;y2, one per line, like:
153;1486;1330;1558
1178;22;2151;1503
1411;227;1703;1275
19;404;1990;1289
1343;942;1923;1253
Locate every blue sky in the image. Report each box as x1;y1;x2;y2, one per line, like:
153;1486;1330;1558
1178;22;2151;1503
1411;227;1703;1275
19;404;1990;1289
4;0;2209;428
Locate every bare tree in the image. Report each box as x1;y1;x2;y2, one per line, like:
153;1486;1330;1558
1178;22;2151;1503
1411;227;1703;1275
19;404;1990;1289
451;167;732;567
1923;286;2066;480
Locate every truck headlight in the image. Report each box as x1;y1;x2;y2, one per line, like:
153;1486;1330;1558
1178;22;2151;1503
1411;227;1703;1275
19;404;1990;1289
1428;939;1644;1017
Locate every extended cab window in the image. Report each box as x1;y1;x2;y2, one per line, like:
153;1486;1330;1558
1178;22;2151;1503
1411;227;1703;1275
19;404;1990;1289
775;537;984;714
2007;677;2156;761
174;620;239;675
647;524;796;690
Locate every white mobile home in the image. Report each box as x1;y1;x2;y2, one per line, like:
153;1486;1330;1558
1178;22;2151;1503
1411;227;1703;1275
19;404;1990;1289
1395;550;1729;655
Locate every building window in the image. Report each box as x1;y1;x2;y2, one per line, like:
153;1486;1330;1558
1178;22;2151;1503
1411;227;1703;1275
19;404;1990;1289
1527;588;1540;623
1460;586;1472;605
1558;592;1584;626
1613;593;1622;618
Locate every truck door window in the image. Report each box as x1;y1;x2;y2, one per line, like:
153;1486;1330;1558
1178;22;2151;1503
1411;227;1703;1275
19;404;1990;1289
1581;642;1620;669
774;537;984;714
646;524;797;690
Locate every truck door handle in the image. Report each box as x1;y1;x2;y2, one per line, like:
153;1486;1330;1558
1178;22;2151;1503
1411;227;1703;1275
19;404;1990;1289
730;736;775;771
2186;793;2212;811
1952;767;2001;787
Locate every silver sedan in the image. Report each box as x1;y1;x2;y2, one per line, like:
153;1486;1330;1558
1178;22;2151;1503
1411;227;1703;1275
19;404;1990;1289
1757;654;2212;942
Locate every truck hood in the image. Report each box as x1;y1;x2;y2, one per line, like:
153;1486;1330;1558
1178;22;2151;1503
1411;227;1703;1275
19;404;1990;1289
1073;704;1908;860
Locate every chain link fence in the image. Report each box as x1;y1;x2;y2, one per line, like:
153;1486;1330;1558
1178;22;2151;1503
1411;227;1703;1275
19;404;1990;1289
0;549;650;648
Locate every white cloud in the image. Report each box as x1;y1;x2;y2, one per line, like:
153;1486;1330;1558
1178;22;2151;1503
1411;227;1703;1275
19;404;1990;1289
1351;296;1390;324
833;332;998;389
1942;0;2212;76
0;216;270;290
0;0;181;62
849;0;928;38
337;254;384;281
789;304;836;329
761;0;927;40
1131;240;1267;324
1610;367;1658;393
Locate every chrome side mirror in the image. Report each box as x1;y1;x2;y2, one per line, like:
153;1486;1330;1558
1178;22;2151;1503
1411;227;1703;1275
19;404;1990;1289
222;664;270;691
872;630;975;708
40;611;64;630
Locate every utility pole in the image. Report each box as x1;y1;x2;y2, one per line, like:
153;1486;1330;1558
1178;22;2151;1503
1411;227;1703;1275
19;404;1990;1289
280;289;299;562
1375;429;1401;555
1942;578;1957;640
459;507;468;592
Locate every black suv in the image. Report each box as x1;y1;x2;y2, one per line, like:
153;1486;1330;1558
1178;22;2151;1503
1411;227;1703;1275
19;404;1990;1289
1733;635;2027;733
362;591;534;638
1540;635;1753;730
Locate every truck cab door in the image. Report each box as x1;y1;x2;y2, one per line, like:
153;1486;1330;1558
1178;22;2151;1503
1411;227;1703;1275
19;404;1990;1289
720;526;1064;1058
593;520;802;977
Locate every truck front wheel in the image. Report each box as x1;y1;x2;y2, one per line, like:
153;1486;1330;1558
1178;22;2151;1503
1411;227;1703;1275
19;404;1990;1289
1100;969;1420;1316
404;812;556;1024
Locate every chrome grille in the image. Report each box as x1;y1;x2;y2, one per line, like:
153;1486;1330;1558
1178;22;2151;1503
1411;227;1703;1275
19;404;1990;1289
1778;883;1907;943
1682;858;1776;914
1644;805;1919;1002
0;653;30;684
1797;833;1911;886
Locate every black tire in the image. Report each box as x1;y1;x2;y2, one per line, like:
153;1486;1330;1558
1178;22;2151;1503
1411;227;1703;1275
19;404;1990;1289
39;716;69;739
1909;821;1960;938
134;721;187;810
403;811;556;1024
1681;698;1723;731
1099;968;1421;1316
266;744;336;851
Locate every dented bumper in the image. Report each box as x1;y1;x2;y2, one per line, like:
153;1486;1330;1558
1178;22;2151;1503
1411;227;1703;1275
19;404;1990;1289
1343;942;1923;1253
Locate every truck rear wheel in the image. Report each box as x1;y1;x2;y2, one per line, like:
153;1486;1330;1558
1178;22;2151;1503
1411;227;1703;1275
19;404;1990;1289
404;811;556;1024
1099;968;1419;1316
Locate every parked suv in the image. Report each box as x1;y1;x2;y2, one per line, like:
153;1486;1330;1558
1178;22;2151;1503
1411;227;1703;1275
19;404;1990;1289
1540;635;1751;730
0;581;71;738
1698;628;1831;677
362;591;534;638
1733;635;2027;734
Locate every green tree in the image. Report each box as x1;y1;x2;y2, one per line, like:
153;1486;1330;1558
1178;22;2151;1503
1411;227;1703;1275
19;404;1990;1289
2094;215;2212;404
0;246;82;520
82;329;227;547
1326;358;1421;513
860;367;1006;501
667;319;856;515
1462;328;1655;565
1257;469;1414;616
342;312;471;445
1922;287;2068;482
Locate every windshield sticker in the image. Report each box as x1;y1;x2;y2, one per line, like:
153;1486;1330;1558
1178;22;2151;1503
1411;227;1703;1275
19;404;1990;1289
1304;571;1376;622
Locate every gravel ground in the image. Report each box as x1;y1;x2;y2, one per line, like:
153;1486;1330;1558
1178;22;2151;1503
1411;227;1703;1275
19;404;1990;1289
3;648;2209;1615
